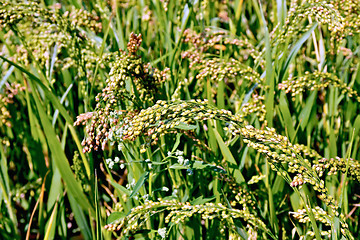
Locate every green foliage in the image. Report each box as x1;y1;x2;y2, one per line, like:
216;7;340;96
1;0;360;239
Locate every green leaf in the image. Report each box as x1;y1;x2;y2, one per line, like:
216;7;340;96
68;194;92;240
0;143;17;230
0;55;91;179
171;133;182;152
109;180;131;196
352;115;360;138
279;22;318;82
304;194;322;240
276;0;287;27
191;196;216;205
48;44;58;81
52;83;73;126
0;65;14;89
47;167;62;212
278;92;296;140
213;127;245;184
27;79;93;214
299;90;317;130
44;200;58;240
192;161;207;170
174;122;198;130
107;212;126;225
95;172;103;240
129;172;149;198
170;164;188;170
257;0;275;128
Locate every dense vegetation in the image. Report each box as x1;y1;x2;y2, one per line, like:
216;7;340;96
1;0;360;239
